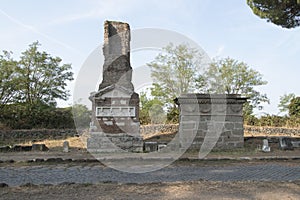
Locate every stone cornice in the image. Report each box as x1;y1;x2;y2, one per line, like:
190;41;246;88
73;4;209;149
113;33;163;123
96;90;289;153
175;93;248;105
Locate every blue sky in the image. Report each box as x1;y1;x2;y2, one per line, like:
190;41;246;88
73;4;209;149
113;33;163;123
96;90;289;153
0;0;299;115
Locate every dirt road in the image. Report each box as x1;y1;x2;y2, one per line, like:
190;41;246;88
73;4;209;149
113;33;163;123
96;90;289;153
1;181;300;200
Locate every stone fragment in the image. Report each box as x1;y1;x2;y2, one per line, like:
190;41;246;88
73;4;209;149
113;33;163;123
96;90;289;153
279;137;294;150
262;139;270;152
31;144;49;151
158;144;167;151
291;141;300;148
144;141;158;152
63;141;69;152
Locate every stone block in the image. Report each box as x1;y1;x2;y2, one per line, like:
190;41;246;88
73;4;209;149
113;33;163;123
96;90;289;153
279;137;294;150
292;141;300;148
144;141;158;152
158;144;167;151
31;144;49;151
63;141;69;153
224;123;234;130
181;122;196;130
87;132;143;152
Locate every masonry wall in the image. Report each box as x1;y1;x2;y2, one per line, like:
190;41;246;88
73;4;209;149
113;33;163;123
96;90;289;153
176;94;247;150
244;125;300;137
2;125;300;146
0;129;79;145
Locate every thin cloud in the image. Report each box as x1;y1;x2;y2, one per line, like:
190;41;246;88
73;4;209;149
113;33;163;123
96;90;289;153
50;0;139;25
0;8;83;56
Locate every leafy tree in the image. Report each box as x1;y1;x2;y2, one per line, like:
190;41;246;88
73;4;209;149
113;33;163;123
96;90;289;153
72;104;91;128
278;93;296;114
147;43;205;107
139;92;166;124
0;51;19;109
0;42;74;129
197;57;269;115
288;97;300;117
147;43;206;123
17;41;73;106
247;0;300;29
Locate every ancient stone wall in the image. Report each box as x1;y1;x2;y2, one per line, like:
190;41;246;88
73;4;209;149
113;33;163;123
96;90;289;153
244;125;300;137
140;124;178;136
0;129;79;144
3;125;300;144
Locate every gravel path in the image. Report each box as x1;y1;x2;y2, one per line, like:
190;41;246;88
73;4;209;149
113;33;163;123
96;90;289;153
1;163;300;186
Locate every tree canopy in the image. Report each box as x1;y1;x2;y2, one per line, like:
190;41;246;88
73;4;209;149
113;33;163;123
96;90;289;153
288;97;300;117
247;0;300;28
278;93;296;114
147;43;205;107
17;42;73;107
0;51;19;108
197;57;269;115
146;44;269;122
0;42;75;129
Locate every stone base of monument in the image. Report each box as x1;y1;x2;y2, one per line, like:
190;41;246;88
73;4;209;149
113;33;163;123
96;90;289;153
176;94;247;151
87;132;143;153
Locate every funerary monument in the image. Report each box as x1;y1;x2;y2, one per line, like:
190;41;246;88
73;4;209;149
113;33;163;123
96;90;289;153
88;21;143;152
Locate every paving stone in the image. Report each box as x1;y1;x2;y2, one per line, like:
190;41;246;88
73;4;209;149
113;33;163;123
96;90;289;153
1;163;300;186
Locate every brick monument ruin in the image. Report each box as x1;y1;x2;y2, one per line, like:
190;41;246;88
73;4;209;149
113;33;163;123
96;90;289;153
88;21;143;152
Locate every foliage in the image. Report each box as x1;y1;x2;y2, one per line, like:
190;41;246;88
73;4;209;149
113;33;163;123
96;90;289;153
288;97;300;117
278;93;296;114
17;41;73;106
166;106;179;123
139;92;166;125
72;104;91;128
258;115;286;126
0;42;74;129
0;51;19;108
244;114;260;126
244;114;300;127
285;116;300;127
0;103;75;129
197;57;269;115
147;43;206;123
247;0;300;29
147;43;205;107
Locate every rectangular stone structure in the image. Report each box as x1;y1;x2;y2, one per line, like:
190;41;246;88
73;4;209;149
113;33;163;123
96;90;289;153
175;94;247;150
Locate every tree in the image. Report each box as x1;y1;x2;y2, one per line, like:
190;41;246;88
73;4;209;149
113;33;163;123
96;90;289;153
288;97;300;117
197;57;269;115
247;0;300;29
0;51;19;108
147;43;205;108
17;41;73;106
139;92;166;124
0;42;74;129
72;103;91;128
278;93;296;114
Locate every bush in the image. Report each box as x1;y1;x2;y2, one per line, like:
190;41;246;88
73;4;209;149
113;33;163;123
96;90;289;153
0;103;76;129
244;114;300;128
